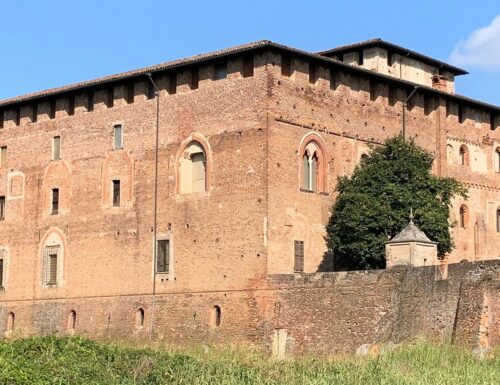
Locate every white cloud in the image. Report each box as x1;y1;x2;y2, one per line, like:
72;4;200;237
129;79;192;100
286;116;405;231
449;15;500;70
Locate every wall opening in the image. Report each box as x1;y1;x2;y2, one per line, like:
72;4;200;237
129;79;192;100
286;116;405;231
497;208;500;233
459;145;469;166
51;188;59;215
459;205;469;228
135;308;145;329
0;146;6;166
0;255;4;288
112;180;121;207
0;196;5;221
179;141;208;194
67;310;76;331
5;312;14;333
213;305;221;328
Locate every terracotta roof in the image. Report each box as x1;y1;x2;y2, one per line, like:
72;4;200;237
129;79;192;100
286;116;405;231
317;38;468;76
1;40;498;113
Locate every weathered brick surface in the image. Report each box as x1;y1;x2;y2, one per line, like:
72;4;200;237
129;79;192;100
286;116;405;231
0;43;498;354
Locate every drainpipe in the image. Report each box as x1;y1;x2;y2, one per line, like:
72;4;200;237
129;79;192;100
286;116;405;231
402;86;418;139
146;73;160;341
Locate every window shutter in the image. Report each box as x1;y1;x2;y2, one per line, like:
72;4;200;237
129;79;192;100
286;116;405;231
49;254;58;285
294;240;304;272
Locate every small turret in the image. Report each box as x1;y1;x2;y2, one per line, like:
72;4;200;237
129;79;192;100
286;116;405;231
385;209;438;268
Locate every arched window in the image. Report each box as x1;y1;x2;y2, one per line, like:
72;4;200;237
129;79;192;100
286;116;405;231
67;310;76;331
497;208;500;233
213;305;221;328
459;205;469;228
179;140;208;194
135;308;145;329
495;148;500;173
300;136;327;192
5;312;14;333
459;145;469;166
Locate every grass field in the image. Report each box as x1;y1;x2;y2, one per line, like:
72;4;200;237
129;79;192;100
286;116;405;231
0;336;498;384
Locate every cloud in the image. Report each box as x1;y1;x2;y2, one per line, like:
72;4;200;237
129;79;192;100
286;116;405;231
449;15;500;70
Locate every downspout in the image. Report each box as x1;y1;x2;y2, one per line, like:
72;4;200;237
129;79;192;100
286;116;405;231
402;86;418;139
147;73;160;341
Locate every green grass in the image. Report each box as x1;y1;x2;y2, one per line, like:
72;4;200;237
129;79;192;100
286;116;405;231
0;336;498;385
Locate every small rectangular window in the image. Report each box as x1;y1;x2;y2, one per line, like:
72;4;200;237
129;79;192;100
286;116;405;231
48;254;58;285
309;63;317;84
0;258;3;288
294;240;304;272
0;111;4;129
191;69;199;90
0;146;7;166
51;188;59;215
242;56;254;78
114;125;123;149
156;239;170;273
281;56;291;77
214;63;227;80
112;180;120;207
52;136;61;160
0;196;5;221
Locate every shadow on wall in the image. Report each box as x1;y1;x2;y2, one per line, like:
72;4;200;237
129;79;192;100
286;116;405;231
316;250;387;272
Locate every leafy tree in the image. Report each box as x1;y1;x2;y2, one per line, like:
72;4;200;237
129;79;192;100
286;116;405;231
325;136;467;270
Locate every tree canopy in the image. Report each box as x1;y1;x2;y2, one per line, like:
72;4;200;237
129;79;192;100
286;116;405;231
325;136;467;270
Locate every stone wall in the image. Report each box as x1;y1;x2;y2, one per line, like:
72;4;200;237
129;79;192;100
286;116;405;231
1;261;497;357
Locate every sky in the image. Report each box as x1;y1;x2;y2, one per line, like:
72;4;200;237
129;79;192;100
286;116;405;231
1;1;499;105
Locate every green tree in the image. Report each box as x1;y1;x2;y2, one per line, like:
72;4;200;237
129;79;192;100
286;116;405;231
325;136;467;270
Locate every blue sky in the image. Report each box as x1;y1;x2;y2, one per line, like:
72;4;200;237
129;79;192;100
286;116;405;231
1;1;499;105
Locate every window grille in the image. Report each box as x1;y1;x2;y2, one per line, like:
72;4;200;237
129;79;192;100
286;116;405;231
51;188;59;215
112;180;120;206
43;246;60;286
294;240;304;272
156;239;170;273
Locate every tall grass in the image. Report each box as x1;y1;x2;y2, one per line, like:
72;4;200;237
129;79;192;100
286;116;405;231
0;336;498;385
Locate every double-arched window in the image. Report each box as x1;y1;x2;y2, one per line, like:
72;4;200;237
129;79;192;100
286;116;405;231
300;135;327;193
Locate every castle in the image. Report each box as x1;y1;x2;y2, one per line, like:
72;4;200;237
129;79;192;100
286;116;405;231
0;39;498;355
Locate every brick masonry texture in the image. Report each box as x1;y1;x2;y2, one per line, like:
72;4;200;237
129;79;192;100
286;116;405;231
0;42;499;355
